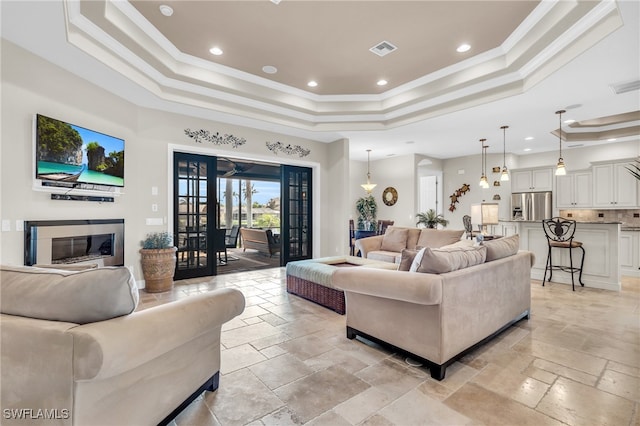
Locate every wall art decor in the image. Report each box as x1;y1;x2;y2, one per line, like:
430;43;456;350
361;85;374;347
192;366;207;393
266;141;310;157
448;183;470;212
382;187;398;206
184;128;246;148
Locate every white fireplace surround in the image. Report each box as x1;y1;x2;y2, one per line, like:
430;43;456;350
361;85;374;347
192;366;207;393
25;220;124;267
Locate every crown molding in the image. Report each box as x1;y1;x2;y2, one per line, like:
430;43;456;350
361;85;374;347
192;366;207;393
64;0;622;133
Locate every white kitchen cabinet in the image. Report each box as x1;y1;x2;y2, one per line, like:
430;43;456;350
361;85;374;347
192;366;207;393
486;222;518;237
502;223;518;237
593;162;639;208
620;231;639;277
556;171;592;208
511;168;553;192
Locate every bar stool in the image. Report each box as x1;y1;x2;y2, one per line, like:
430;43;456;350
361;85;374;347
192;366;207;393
542;217;585;291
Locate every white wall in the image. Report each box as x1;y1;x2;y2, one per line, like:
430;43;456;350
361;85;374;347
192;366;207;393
441;152;513;232
0;40;344;277
349;154;419;229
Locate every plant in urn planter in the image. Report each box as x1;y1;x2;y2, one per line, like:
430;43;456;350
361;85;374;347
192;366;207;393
139;232;177;293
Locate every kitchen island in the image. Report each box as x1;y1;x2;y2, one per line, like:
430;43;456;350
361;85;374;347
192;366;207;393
500;220;621;291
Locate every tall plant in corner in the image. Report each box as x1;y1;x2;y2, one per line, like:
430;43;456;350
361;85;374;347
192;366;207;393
356;195;377;231
626;159;640;181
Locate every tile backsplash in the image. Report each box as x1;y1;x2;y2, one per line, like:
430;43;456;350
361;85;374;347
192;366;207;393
558;209;640;226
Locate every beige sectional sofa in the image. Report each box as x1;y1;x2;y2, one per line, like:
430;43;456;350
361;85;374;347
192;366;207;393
0;265;245;426
355;226;465;263
333;234;534;380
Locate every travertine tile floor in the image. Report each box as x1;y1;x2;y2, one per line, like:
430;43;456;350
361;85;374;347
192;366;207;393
138;269;640;426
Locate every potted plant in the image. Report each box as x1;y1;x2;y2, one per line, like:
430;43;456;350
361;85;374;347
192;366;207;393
416;209;449;229
626;159;640;181
355;195;377;231
139;232;177;293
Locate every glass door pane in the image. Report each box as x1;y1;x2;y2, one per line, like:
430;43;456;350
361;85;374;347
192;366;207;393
281;165;312;263
174;153;216;280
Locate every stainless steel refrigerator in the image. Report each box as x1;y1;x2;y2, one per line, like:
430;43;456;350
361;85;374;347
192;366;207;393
511;192;552;221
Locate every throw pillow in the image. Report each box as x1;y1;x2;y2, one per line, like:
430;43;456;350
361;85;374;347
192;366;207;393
416;245;487;274
0;265;139;324
380;227;409;252
398;248;419;271
484;234;520;262
409;247;427;272
416;229;465;249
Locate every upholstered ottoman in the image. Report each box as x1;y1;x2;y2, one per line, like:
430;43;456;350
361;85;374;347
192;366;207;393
286;256;396;314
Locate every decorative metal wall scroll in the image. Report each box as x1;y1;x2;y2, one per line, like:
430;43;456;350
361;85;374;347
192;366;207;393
448;183;470;212
184;129;246;148
266;141;310;157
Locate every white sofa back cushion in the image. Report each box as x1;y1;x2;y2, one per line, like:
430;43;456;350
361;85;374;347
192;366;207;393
380;227;409;252
483;234;520;262
416;229;465;248
1;265;139;324
416;245;487;274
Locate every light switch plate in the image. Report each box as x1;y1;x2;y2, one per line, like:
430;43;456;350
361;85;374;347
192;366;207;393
15;220;24;231
145;218;163;226
1;220;10;232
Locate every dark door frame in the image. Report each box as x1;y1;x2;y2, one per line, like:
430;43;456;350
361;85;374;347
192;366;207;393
173;152;217;280
169;147;318;277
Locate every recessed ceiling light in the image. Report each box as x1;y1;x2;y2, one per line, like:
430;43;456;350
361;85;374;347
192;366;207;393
564;119;575;124
523;148;532;152
377;79;388;86
607;138;617;142
209;47;223;56
262;65;277;74
159;5;173;16
456;43;471;53
524;136;534;141
405;141;415;144
270;0;281;4
307;81;318;87
386;153;395;157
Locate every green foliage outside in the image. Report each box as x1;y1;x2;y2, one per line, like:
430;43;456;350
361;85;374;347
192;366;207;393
37;115;83;162
254;214;280;229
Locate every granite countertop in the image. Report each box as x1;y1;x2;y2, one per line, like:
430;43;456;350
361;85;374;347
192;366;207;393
622;227;640;231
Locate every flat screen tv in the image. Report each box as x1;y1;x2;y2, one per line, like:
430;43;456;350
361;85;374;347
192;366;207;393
35;114;125;188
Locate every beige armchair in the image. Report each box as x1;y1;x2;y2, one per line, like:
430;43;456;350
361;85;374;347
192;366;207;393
1;265;245;425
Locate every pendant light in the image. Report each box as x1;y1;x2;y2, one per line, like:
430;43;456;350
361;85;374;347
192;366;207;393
500;125;510;181
478;139;489;188
555;110;567;176
361;149;377;193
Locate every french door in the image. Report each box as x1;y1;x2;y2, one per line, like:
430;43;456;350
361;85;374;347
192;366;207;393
173;152;216;280
281;165;312;263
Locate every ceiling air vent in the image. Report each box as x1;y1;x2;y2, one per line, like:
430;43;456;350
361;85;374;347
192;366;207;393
610;79;640;94
369;41;397;57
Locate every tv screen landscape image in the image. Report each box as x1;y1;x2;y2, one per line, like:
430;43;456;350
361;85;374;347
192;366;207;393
35;114;125;187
